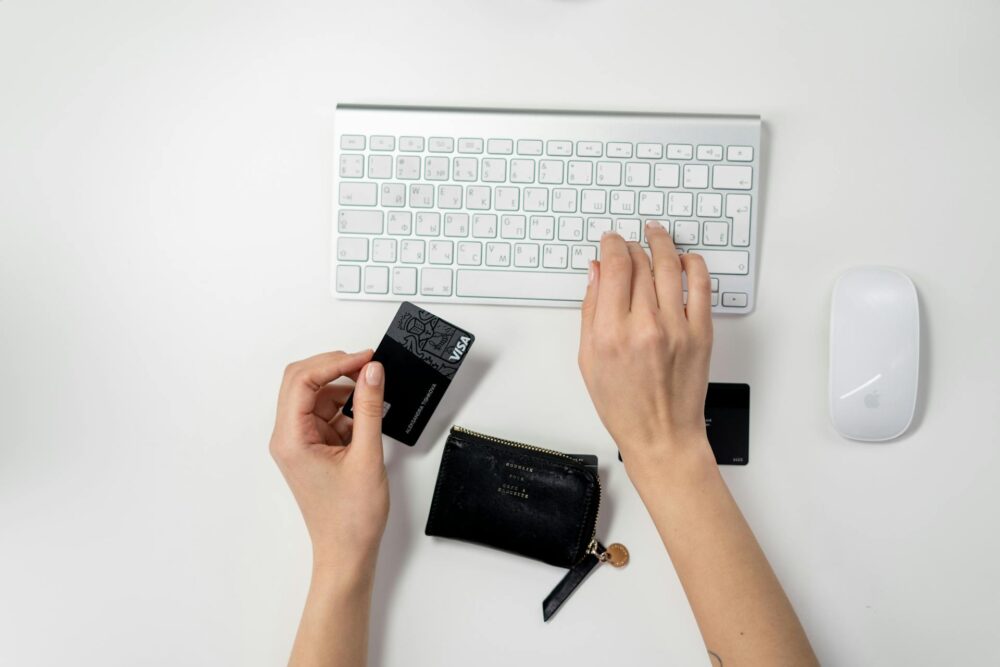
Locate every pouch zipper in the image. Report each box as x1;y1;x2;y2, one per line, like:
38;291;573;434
450;425;603;561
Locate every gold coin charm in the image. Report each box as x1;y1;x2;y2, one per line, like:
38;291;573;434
604;542;630;568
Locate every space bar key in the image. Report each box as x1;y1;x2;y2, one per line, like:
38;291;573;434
456;270;588;301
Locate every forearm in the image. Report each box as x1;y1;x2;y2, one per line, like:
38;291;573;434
630;443;817;667
289;561;375;667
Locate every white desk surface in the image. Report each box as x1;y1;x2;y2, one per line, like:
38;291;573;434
2;1;999;665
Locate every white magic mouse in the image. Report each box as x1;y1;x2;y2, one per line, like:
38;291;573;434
829;267;920;441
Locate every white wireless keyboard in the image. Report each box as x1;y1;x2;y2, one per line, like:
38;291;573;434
332;105;761;313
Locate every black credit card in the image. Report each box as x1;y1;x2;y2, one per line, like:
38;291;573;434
342;302;475;446
618;383;750;465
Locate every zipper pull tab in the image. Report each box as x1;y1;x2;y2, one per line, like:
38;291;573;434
541;540;629;622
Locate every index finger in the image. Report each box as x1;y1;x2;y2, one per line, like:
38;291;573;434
278;349;374;417
595;232;632;322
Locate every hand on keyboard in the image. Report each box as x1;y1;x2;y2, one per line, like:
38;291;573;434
578;222;715;478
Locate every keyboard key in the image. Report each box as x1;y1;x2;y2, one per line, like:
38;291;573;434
452;157;477;182
722;292;748;307
336;265;361;293
696;145;723;161
340;135;365;150
576;141;602;157
697;193;723;217
610;190;635;215
703;221;729;246
392;267;417;295
368;155;393;179
429;240;454;265
616;218;641;242
567;161;593;185
482;158;507;182
458;138;484;154
466;185;491;210
372;238;397;262
487;138;513;155
625;162;651;187
667;192;693;216
400;136;424;152
472;214;498;238
637;143;664;159
381;183;406;207
444;213;470;237
524;188;549;212
364;265;389;294
558;216;584;241
339;154;364;178
581;189;607;214
683;164;709;189
571;244;597;269
338;210;383;234
428;137;454;153
500;215;526;239
607;142;633;158
726;194;752;246
654;163;680;188
370;135;395;151
638;191;664;216
727;146;754;161
456;269;588;300
495;187;520;211
538;160;564;185
596;162;622;186
529;215;555;240
674;220;700;245
517;139;543;155
711;278;719;292
713;165;753;190
587;217;612;241
546;140;573;156
409;184;434;208
510;159;535;183
400;239;425;263
543;244;569;268
396;156;421;179
514;243;540;267
425;156;450;180
551;188;578;213
457;241;482;265
386;211;411;235
337;236;368;261
421;268;453;295
415;212;441;236
667;144;693;159
437;185;462;209
339;182;378;206
486;242;511;266
696;249;750;275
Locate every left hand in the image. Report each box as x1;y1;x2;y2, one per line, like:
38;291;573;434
269;349;389;574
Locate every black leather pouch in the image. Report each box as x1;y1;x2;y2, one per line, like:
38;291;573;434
425;426;627;620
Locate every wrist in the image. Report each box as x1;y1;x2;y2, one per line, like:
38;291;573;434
311;546;379;593
623;435;718;496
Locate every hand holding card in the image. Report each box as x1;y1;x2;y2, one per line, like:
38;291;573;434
342;302;475;446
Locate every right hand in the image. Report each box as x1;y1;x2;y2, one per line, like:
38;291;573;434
578;222;715;480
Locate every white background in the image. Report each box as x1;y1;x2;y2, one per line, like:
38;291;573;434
2;1;999;665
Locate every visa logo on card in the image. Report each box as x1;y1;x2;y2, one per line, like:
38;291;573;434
342;302;475;446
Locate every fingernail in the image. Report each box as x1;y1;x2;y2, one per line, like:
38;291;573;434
588;262;596;284
365;362;383;387
646;220;663;229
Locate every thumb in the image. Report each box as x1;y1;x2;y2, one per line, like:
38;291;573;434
350;361;386;463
